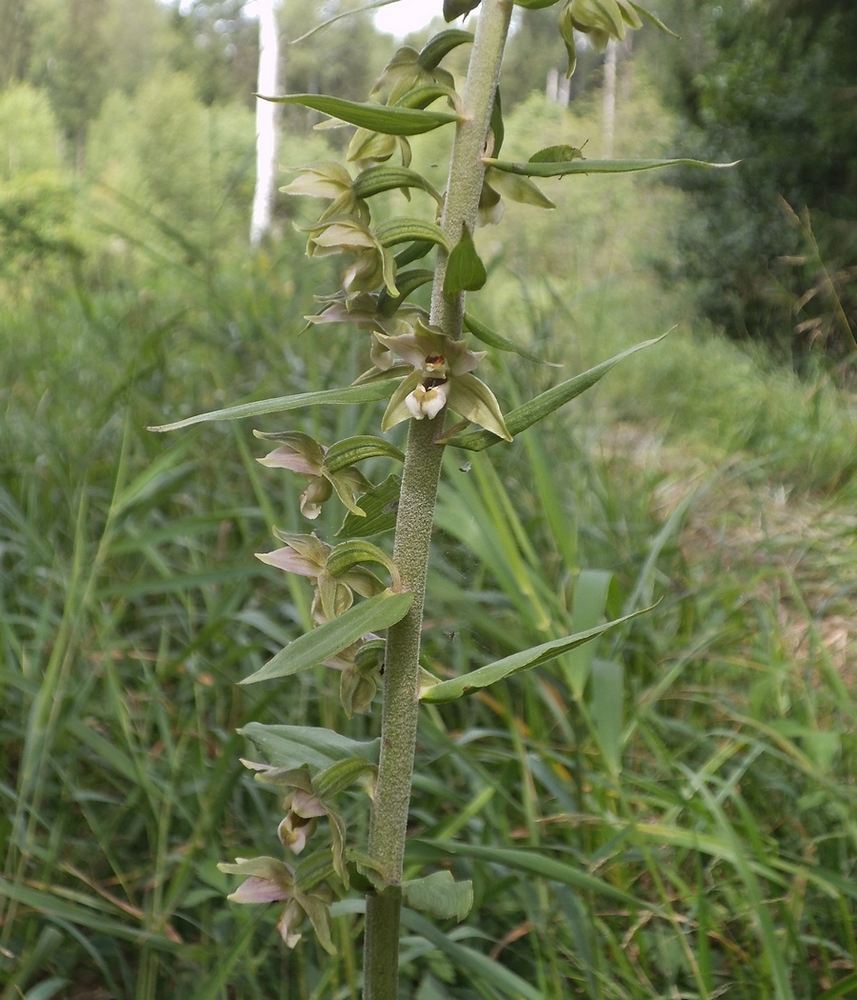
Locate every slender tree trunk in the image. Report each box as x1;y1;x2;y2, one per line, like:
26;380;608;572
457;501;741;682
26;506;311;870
250;0;280;247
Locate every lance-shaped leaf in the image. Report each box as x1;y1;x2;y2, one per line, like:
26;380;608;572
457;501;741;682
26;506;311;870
483;155;741;179
443;223;488;298
323;435;404;473
417;28;473;70
419;605;652;703
241;591;413;685
485;167;555;209
239;722;379;770
147;381;397;433
377;269;435;317
337;474;401;538
446;334;666;451
255;93;458;135
444;0;481;21
401;871;474;921
374;217;451;252
463;312;558;366
352;166;442;205
325;540;401;590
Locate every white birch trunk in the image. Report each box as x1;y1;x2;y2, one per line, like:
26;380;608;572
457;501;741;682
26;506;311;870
250;0;280;247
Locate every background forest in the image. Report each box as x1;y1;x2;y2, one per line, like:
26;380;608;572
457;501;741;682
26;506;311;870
2;1;857;998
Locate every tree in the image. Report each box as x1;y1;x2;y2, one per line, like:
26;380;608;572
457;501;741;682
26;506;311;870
250;0;280;246
660;0;857;360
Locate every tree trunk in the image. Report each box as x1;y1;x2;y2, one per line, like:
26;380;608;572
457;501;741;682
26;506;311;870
250;0;280;247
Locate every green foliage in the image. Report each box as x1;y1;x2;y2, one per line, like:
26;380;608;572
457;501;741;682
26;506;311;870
0;84;62;179
0;170;83;281
660;0;857;359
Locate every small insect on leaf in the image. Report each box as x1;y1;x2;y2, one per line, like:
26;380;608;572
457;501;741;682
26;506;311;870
529;141;588;164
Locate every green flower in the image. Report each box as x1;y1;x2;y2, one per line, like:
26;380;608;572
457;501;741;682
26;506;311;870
218;856;336;953
255;430;372;520
305;217;398;298
377;318;512;441
280;162;369;225
255;531;385;622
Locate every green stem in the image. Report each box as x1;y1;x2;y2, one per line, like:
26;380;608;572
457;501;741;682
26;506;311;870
363;3;514;997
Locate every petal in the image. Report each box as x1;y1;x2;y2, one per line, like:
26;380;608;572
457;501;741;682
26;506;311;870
227;875;291;904
255;548;320;578
447;373;513;442
405;381;449;420
257;446;321;476
381;370;422;432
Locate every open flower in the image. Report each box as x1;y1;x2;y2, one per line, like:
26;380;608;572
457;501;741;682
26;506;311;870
254;430;372;520
255;531;385;622
377;318;512;441
280;162;369;225
218;856;336;953
305;218;398;298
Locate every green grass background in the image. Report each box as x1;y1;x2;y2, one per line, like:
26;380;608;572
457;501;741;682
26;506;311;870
2;90;857;1000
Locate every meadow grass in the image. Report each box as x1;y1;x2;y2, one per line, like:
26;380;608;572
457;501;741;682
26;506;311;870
2;100;857;998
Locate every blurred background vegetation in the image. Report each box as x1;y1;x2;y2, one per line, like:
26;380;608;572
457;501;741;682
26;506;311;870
1;1;856;998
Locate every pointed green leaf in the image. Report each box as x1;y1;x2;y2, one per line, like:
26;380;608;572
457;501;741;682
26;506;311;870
401;871;473;921
326;540;399;586
241;591;413;684
515;0;564;7
443;224;487;298
148;382;397;433
393;239;435;268
463;312;558;366
239;722;379;770
483;156;740;178
486;167;555;209
418;28;473;70
447;335;666;451
420;606;651;703
352;166;442;204
337;475;401;538
314;757;377;802
323;435;404;473
378;269;435;316
256;93;458;135
375;217;451;251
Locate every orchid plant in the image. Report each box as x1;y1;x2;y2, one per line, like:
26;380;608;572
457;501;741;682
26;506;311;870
152;1;731;995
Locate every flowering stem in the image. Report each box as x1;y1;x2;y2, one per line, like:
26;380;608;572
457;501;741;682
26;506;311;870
363;3;514;996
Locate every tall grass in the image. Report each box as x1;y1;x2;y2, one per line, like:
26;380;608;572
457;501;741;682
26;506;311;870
2;92;856;998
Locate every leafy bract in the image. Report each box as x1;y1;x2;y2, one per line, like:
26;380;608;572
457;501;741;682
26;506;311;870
419;606;651;703
241;591;413;684
401;871;473;921
443;224;488;298
148;382;397;433
239;722;379;770
484;155;741;178
337;475;400;538
447;335;666;450
256;93;458;135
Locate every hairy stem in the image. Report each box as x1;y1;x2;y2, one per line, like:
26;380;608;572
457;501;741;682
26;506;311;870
363;3;514;997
